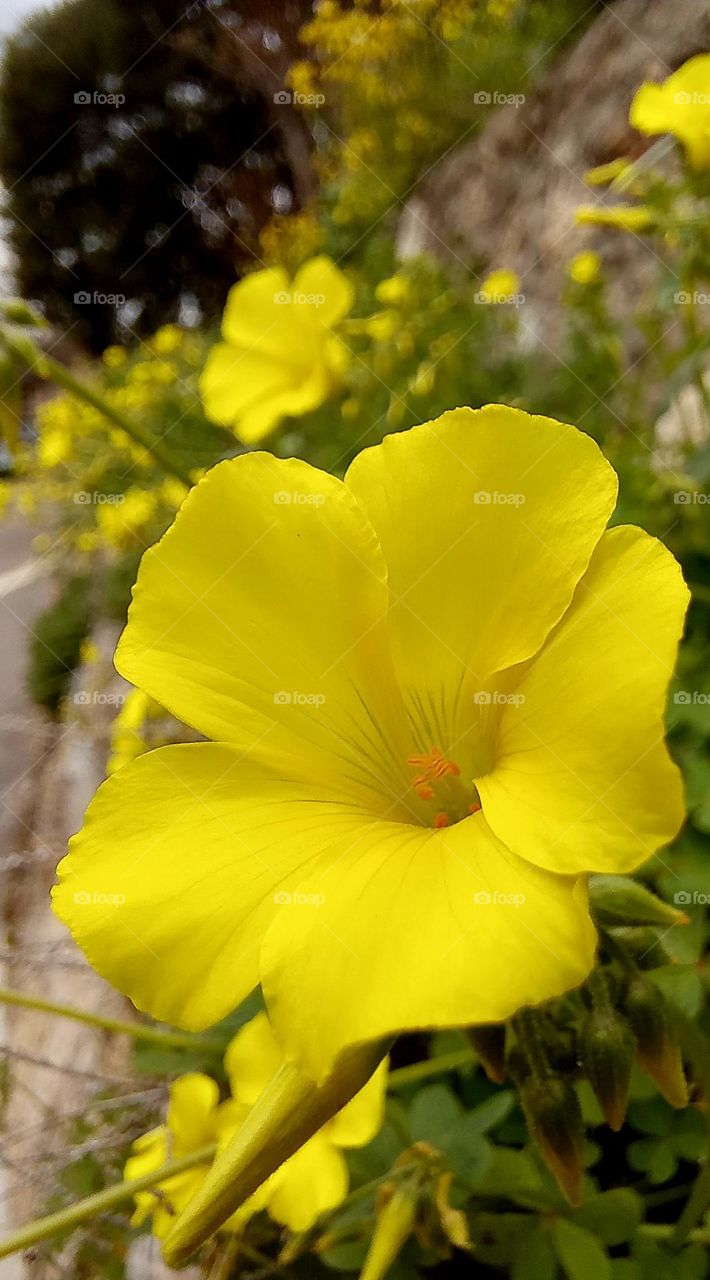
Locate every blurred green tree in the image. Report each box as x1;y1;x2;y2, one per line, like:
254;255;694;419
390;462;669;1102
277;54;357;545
0;0;313;351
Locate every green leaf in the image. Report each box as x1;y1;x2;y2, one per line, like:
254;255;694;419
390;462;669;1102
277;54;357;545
573;1189;643;1245
408;1084;461;1142
320;1240;369;1271
466;1090;515;1136
553;1219;611;1280
648;966;703;1018
511;1223;556;1280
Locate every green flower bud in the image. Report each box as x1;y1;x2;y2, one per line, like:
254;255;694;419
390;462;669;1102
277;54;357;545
590;876;688;928
518;1074;585;1206
581;1006;634;1130
624;975;688;1108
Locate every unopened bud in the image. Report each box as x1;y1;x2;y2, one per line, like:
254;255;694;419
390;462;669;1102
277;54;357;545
590;876;688;928
624;975;688;1108
581;1006;634;1130
360;1182;418;1280
518;1074;585;1206
1;300;45;327
466;1024;506;1084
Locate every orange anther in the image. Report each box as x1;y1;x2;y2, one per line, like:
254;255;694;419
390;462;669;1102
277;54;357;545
434;812;449;828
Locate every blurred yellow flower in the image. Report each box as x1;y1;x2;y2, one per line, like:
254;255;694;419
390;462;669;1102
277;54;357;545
125;1013;387;1240
151;324;184;356
200;256;353;445
478;268;520;303
125;1073;243;1241
102;345;127;369
375;274;411;306
55;407;688;1083
630;55;710;169
575;205;653;232
96;489;157;548
567;250;601;285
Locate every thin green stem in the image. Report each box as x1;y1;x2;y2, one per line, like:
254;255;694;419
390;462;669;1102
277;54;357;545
0;326;194;487
0;986;225;1054
0;1143;216;1259
387;1049;475;1089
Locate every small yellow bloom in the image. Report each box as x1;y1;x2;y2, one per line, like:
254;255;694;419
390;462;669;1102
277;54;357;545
365;310;400;342
151;324;184;356
375;275;412;307
575;205;653;232
102;345;127;369
125;1074;243;1241
96;489;157;548
200;256;353;444
567;250;601;285
630;54;710;169
55;406;688;1084
126;1014;386;1240
478;268;520;303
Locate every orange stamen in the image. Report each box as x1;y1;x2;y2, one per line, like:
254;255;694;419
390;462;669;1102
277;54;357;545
434;812;449;828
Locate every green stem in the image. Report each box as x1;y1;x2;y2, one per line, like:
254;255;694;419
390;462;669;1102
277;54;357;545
0;986;225;1054
387;1049;475;1089
0;1143;216;1259
0;327;194;488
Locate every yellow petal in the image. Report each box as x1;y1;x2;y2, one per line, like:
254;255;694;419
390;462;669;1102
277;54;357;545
199;343;295;437
265;1133;349;1230
221;267;301;357
326;1056;388;1148
225;1012;284;1105
476;526;688;875
115;454;410;806
167;1074;220;1151
293;255;354;329
345;406;616;752
52;743;387;1031
261;814;595;1081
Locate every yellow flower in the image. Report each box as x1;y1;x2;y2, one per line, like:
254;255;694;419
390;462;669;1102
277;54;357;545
575;205;653;232
107;688;157;775
630;54;710;169
200;256;353;445
96;489;157;548
103;345;127;369
567;251;601;285
478;269;520;303
151;324;184;356
126;1014;386;1240
54;406;688;1083
375;274;411;306
125;1073;244;1241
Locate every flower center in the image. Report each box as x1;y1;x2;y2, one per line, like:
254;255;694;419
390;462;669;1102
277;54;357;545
407;747;481;828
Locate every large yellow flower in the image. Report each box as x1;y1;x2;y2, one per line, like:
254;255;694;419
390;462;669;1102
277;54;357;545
200;256;353;444
630;55;710;170
53;406;688;1083
125;1014;386;1239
